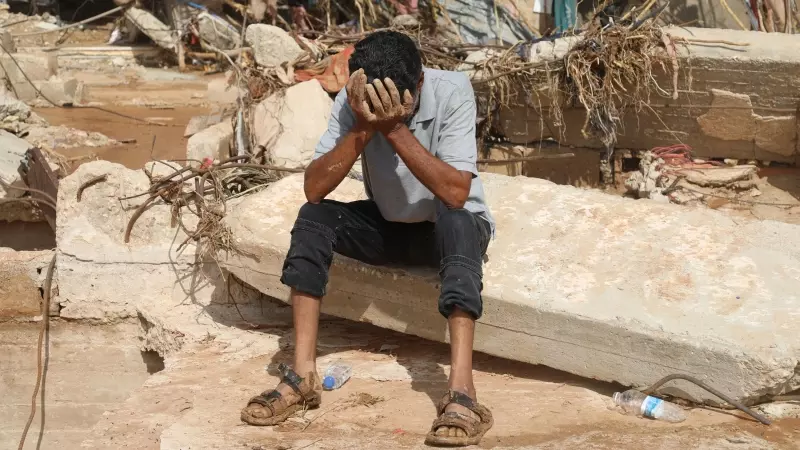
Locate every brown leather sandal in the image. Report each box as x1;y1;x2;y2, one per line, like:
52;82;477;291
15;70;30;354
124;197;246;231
240;363;322;426
424;390;494;447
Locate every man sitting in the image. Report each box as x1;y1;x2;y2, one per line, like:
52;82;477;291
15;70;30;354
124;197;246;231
241;30;495;447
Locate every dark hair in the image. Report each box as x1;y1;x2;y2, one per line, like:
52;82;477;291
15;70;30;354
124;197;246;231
348;31;423;96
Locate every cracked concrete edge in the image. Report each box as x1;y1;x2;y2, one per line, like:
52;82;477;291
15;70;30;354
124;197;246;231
222;247;800;407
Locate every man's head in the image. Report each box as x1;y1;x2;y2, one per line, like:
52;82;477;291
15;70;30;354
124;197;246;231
348;31;423;99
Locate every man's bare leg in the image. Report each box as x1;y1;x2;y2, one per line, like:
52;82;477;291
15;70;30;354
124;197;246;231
242;289;321;421
435;308;479;438
290;289;321;376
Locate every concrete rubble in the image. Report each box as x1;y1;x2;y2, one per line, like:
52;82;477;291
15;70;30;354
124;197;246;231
245;24;304;67
494;27;800;163
0;130;31;199
184;113;223;137
252;79;332;169
186;120;234;164
0;249;55;318
5;6;800;449
220;173;800;405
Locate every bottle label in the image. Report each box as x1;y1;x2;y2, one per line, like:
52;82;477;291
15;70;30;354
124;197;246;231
640;396;663;419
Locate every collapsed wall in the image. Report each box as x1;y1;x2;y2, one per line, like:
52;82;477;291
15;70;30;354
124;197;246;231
499;27;800;163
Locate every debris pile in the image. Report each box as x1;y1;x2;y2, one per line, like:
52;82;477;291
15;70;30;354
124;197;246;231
624;144;766;208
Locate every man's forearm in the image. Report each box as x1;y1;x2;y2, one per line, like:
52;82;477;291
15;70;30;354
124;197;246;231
384;125;470;209
304;127;374;203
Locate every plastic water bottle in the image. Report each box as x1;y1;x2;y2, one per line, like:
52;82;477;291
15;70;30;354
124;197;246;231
322;362;352;390
612;390;687;423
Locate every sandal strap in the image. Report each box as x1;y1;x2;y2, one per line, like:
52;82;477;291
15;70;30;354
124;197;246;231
430;411;481;436
247;390;280;416
436;390;477;416
277;363;309;402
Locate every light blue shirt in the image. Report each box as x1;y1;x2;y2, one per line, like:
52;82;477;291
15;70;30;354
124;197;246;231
314;67;495;235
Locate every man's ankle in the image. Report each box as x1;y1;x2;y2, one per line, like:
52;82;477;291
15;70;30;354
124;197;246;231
293;359;317;375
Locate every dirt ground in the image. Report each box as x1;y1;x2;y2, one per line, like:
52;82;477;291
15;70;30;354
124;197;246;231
76;312;800;449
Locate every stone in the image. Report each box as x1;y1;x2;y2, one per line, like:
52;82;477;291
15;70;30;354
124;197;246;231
55;161;198;322
756;402;800;420
186;121;233;164
0;53;58;83
252;80;332;169
184;114;223;137
125;7;178;51
245;24;303;67
0;53;59;102
682;165;758;187
54;161;273;349
0;130;31;199
0;250;54;318
197;12;239;50
36;77;82;105
0;89;31;123
221;173;800;405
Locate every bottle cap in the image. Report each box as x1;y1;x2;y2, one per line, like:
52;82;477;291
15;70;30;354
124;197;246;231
323;376;335;390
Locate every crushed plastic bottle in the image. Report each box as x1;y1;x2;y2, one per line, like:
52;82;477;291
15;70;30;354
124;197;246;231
322;362;352;390
612;389;686;423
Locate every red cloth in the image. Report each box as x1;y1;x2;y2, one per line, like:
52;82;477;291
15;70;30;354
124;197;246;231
295;45;355;93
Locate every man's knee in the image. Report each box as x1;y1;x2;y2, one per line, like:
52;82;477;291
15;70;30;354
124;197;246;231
435;208;478;240
294;201;339;242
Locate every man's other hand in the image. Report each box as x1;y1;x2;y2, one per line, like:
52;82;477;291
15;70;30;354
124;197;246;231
364;78;414;134
345;69;372;129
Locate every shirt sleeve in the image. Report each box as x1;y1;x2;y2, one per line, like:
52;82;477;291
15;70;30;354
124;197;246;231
435;82;478;177
313;88;356;160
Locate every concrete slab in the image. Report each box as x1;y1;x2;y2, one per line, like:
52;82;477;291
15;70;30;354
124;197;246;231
221;173;800;405
0;249;53;318
0;322;152;450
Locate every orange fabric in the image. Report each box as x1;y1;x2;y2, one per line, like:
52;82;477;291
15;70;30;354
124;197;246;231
295;45;355;93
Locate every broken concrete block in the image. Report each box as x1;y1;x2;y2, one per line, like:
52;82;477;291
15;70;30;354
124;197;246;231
0;130;32;199
0;53;58;84
245;24;303;67
0;89;31;123
186;121;233;164
55;161;199;321
0;250;55;318
252;80;331;169
55;161;261;336
682;165;757;187
36;78;81;105
125;7;177;51
197;12;239;50
221;173;800;405
184;114;223;137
